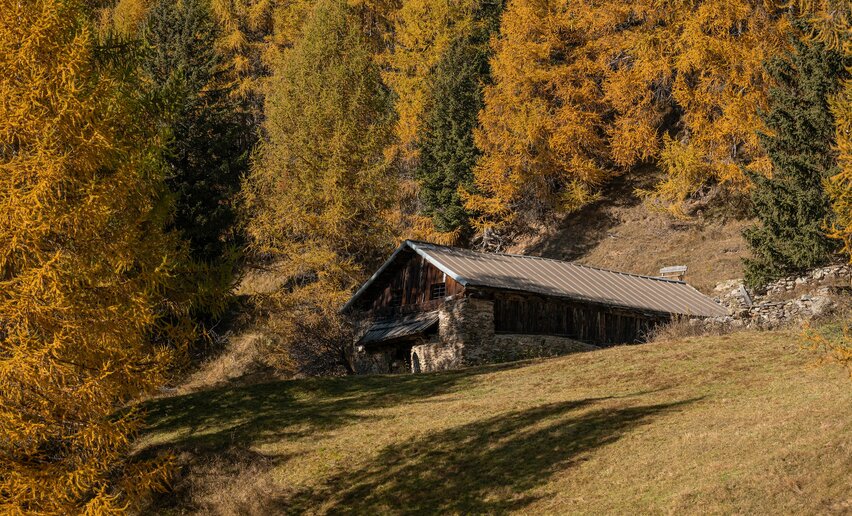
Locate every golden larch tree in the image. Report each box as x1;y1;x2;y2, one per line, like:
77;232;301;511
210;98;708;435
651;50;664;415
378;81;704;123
468;0;791;230
99;0;151;35
828;74;852;260
241;0;400;372
0;0;192;512
208;0;396;114
382;0;479;161
465;0;612;231
648;0;790;211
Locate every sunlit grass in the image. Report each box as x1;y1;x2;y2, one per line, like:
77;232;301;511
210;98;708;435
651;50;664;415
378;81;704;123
139;330;852;514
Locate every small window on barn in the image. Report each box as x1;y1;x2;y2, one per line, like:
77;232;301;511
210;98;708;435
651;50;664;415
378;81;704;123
429;282;446;300
390;289;403;306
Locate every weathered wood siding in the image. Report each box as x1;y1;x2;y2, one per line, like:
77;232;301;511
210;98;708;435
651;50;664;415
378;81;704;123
368;254;463;311
492;293;668;345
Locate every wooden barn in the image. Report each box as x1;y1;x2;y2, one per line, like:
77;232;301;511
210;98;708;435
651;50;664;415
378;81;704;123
342;240;726;374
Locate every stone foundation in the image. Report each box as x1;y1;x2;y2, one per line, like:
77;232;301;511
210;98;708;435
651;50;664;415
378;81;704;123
407;333;598;371
352;344;407;374
490;334;599;362
411;338;461;372
439;297;496;366
351;297;497;374
353;295;621;374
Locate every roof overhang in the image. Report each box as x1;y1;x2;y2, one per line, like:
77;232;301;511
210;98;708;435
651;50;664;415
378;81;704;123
358;311;440;345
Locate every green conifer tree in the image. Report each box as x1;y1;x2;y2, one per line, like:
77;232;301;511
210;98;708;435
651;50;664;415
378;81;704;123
143;0;255;265
415;0;502;233
744;34;844;289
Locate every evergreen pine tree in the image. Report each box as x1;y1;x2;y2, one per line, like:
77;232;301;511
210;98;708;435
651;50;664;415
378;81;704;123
415;0;502;233
744;33;844;288
143;0;255;265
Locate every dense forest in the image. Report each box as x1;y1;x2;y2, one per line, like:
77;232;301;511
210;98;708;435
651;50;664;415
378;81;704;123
0;0;849;512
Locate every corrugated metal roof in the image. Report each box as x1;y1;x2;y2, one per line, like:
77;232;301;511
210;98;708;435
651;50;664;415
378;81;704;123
359;311;440;344
344;240;727;318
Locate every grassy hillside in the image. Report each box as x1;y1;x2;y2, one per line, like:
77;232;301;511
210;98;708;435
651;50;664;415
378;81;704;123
139;331;851;514
511;171;751;292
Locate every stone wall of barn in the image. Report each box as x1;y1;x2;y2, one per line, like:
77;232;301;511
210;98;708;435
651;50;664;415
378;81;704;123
489;334;599;362
439;297;496;367
351;345;392;374
404;297;499;372
351;341;412;374
410;338;461;372
414;296;602;370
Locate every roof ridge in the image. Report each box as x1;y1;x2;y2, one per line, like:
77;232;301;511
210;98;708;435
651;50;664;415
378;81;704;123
408;240;685;285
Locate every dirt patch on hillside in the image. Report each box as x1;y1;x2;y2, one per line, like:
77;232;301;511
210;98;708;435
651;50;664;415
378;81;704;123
509;172;752;293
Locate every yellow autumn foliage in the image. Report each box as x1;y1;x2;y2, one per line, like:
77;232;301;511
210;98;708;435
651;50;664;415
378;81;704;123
382;0;479;161
209;0;305;103
466;0;610;229
210;0;396;109
0;0;193;512
802;323;852;379
828;75;852;259
99;0;151;34
242;0;401;372
469;0;790;229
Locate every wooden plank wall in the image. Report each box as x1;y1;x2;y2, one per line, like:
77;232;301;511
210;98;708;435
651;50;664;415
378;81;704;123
493;293;668;345
368;254;462;311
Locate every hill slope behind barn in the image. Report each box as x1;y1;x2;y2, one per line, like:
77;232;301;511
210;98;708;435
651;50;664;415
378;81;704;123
509;171;752;293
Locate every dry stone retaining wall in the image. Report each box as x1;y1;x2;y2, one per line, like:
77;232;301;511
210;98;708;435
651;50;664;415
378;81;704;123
759;264;851;296
709;264;851;329
489;334;598;362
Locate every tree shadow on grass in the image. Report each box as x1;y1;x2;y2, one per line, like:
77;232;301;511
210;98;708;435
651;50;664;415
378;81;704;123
138;361;526;455
284;396;699;514
149;446;299;515
139;364;532;512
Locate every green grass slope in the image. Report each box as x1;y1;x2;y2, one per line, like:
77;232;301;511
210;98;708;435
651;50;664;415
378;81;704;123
139;331;852;515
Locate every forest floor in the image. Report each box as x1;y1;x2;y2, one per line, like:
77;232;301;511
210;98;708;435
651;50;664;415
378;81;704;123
138;328;852;514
